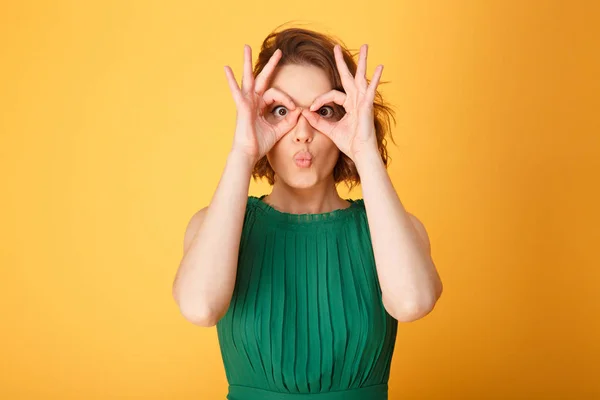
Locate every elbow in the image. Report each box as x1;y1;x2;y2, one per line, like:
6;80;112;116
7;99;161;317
386;301;435;322
178;302;220;327
391;303;435;322
172;290;221;327
384;287;442;323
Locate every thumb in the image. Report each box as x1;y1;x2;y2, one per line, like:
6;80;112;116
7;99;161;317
301;108;335;138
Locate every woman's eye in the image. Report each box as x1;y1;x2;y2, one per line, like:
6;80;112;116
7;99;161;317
271;105;288;117
317;105;335;118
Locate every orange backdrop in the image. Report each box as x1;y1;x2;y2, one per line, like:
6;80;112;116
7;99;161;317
1;1;598;398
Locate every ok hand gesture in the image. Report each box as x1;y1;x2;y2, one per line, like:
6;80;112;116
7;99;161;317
224;45;302;164
301;44;383;163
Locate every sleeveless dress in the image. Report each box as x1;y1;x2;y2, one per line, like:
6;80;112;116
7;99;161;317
216;195;398;400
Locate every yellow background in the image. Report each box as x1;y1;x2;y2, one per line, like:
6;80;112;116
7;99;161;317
1;1;598;398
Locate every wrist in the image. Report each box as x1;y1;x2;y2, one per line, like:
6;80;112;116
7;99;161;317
228;148;257;171
353;147;382;172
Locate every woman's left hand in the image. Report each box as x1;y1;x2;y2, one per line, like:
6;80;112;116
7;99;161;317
301;44;383;163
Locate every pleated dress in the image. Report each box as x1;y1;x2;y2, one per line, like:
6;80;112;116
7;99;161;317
216;195;398;400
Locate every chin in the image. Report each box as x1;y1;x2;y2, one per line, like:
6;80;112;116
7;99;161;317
275;171;321;189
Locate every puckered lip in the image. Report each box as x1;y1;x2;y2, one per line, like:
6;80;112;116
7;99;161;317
293;150;313;161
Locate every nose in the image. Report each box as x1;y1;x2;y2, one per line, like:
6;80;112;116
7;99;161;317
292;112;314;143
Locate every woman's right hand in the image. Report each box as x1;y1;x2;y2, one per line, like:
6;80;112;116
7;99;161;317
224;45;301;164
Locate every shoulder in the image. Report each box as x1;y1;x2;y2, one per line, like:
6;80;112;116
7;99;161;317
183;206;209;254
246;195;261;207
188;207;209;227
348;198;365;208
354;199;431;252
406;212;431;253
183;196;260;253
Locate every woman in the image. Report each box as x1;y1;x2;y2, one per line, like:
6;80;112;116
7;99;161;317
172;27;443;400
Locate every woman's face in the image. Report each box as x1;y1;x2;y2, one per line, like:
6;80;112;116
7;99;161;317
264;63;342;189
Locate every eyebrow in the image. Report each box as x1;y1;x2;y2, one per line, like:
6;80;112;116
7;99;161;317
270;85;329;109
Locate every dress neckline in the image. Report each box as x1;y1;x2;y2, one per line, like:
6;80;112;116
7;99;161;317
249;194;362;224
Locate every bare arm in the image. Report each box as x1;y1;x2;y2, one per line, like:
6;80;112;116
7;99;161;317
355;149;443;323
172;149;254;327
171;45;301;327
301;44;442;322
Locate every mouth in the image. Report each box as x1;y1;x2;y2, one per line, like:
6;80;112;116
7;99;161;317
293;150;313;168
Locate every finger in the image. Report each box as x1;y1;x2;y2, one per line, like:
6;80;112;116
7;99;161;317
367;64;384;101
273;107;302;139
241;44;254;95
309;90;346;111
333;44;355;92
224;65;242;105
263;87;296;111
301;108;336;137
355;44;368;90
254;49;282;95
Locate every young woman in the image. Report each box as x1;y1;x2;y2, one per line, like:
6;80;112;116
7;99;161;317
172;27;443;400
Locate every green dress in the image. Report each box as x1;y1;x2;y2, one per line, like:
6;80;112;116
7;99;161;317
216;195;398;400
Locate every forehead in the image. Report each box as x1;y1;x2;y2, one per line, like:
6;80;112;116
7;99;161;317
269;64;332;106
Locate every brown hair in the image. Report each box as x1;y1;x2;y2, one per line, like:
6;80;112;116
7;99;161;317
252;25;397;191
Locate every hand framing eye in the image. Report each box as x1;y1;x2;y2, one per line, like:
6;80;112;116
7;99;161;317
301;44;383;161
224;45;302;162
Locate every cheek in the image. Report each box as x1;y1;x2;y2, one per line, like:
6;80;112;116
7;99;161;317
321;141;341;162
326;150;341;168
266;140;287;168
315;146;340;172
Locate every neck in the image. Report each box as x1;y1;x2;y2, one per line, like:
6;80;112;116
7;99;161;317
264;177;350;215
